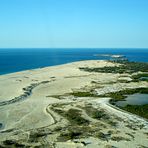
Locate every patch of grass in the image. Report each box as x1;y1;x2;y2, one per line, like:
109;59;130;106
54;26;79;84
57;125;95;142
29;133;45;142
2;140;26;148
80;66;124;74
91;81;98;84
14;143;26;147
107;120;118;127
105;145;118;148
47;91;99;99
126;133;135;139
96;132;111;141
70;91;98;97
122;104;148;119
53;105;111;141
57;130;82;142
117;79;131;83
83;105;118;127
79;61;148;74
46;94;69;99
54;105;115;142
100;87;148;119
52;107;89;126
108;93;126;101
3;140;16;145
111;136;130;142
28;130;53;143
46;95;61;99
84;105;109;120
65;109;89;125
53;126;63;132
132;73;148;82
101;87;148;104
0;123;3;129
108;130;120;135
138;145;148;148
125;124;137;131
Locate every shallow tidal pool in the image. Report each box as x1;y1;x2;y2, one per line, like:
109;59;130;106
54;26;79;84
116;93;148;107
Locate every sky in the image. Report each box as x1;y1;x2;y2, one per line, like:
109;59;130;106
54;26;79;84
0;0;148;48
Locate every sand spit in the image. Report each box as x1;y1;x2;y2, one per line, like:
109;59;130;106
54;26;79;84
0;60;148;148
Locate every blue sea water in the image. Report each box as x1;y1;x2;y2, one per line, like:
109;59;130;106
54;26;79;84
0;48;148;75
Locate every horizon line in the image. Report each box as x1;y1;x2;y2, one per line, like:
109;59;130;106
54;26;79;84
0;47;148;49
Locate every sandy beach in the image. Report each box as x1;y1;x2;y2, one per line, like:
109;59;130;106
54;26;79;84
0;60;148;148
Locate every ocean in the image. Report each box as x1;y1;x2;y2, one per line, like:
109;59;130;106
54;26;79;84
0;48;148;75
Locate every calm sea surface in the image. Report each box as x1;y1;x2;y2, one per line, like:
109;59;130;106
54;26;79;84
0;48;148;75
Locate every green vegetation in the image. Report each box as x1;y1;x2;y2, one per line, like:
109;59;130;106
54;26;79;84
79;61;148;74
132;73;148;82
107;120;118;127
52;108;89;125
80;66;125;74
64;109;89;125
0;123;3;129
57;123;112;142
46;90;99;99
111;136;130;142
3;140;16;145
2;140;26;148
101;87;148;105
83;105;117;127
57;129;82;141
70;91;98;97
51;104;113;141
122;104;148;119
46;94;62;99
96;132;111;141
57;124;100;142
28;130;53;143
126;133;135;139
83;105;109;120
105;145;118;148
100;87;148;119
117;79;130;83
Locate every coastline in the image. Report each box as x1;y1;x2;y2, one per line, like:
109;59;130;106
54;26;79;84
0;60;111;76
0;60;148;148
1;48;148;75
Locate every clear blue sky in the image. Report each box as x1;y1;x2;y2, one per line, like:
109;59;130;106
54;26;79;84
0;0;148;48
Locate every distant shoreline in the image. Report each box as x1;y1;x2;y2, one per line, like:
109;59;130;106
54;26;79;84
0;48;148;75
0;59;148;76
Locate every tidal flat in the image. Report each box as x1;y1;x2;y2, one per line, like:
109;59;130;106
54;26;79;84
0;60;148;148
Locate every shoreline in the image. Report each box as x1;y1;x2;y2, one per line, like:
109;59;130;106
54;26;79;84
0;59;109;76
1;48;148;75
